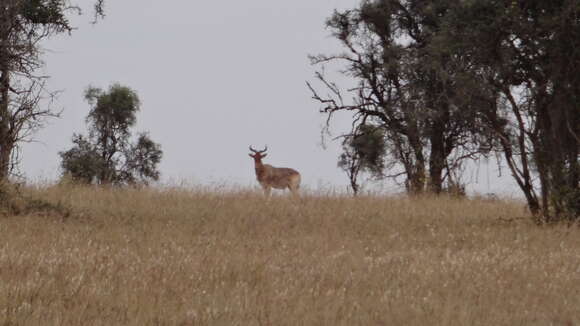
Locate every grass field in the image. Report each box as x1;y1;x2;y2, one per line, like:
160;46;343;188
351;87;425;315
1;185;579;325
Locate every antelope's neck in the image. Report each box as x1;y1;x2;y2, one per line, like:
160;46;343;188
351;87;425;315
255;161;267;180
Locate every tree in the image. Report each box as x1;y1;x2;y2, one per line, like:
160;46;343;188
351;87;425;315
338;124;386;195
439;0;580;221
59;134;104;184
60;84;162;185
309;0;484;195
0;0;105;181
312;0;578;219
122;133;163;184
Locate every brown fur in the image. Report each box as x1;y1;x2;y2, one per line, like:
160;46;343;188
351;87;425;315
250;150;301;197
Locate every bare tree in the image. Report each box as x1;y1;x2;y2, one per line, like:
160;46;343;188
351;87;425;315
308;1;483;195
0;0;105;181
441;0;580;220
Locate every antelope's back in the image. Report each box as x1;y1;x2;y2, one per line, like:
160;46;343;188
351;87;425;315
263;166;300;188
277;167;301;189
274;167;300;177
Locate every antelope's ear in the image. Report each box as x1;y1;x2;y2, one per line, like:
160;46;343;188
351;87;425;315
248;154;254;158
262;153;267;158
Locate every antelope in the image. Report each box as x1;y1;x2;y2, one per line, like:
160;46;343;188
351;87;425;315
249;146;301;197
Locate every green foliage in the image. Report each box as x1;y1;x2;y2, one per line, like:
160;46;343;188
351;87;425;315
315;0;578;217
20;0;71;29
338;124;386;194
85;84;140;138
59;84;162;186
123;133;163;185
440;0;580;221
312;0;498;195
339;125;386;177
59;134;104;184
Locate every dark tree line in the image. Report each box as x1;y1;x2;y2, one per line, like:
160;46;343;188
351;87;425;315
310;0;580;221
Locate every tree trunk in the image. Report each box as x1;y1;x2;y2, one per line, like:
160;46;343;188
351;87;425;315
0;66;12;180
428;118;446;194
407;124;427;195
348;160;360;196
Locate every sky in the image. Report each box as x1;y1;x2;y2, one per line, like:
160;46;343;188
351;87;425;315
20;0;519;195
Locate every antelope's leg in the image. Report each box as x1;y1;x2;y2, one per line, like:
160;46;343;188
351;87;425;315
288;184;299;198
263;186;271;197
290;188;298;198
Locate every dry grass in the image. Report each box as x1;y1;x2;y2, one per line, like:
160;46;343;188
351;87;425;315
1;185;579;325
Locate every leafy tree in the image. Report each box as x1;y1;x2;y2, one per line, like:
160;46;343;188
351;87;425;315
60;84;162;185
59;134;104;184
122;133;163;184
439;0;580;221
313;0;578;220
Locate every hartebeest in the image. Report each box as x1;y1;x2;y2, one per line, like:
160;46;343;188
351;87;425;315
249;146;301;196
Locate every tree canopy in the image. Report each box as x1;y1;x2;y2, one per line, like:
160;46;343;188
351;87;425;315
60;84;162;186
310;0;580;221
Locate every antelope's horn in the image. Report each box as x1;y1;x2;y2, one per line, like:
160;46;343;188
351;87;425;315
260;145;268;153
249;146;258;153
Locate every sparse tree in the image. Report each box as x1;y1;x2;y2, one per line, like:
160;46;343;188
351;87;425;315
1;0;72;180
0;0;105;180
338;124;386;195
312;0;578;220
439;0;580;221
309;0;482;195
60;84;162;185
123;132;163;184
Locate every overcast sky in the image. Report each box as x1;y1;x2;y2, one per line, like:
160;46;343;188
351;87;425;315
20;0;519;195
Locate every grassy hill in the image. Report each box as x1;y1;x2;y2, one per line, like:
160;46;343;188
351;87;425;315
1;185;578;325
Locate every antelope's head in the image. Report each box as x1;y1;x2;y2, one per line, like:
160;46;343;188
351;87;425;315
249;145;268;164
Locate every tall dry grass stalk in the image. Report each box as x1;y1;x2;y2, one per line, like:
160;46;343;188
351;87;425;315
0;184;579;325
